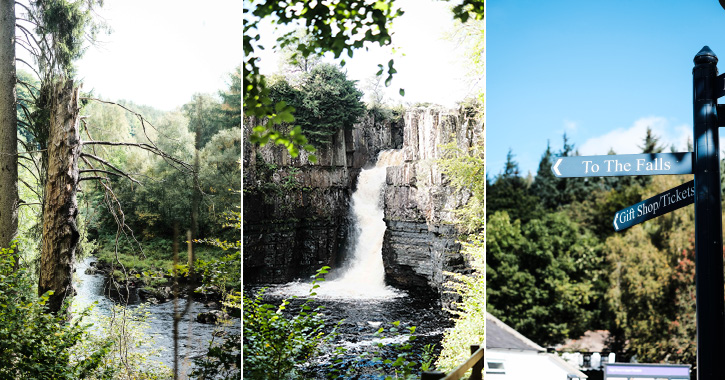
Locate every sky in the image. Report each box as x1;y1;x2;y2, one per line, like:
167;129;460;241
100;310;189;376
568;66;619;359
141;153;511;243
66;0;241;111
487;0;725;178
253;0;481;108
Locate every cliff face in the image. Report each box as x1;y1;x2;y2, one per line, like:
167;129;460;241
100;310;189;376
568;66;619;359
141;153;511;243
382;106;484;304
243;105;483;304
242;112;403;283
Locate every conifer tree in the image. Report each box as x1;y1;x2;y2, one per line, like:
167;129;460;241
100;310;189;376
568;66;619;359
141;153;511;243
487;149;541;223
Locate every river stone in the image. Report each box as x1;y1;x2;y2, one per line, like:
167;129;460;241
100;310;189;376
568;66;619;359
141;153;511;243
196;310;229;324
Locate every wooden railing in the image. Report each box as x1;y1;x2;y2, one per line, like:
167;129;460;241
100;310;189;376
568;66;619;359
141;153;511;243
420;345;484;380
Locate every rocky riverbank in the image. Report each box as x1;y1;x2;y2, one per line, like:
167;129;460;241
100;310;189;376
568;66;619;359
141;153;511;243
85;258;239;322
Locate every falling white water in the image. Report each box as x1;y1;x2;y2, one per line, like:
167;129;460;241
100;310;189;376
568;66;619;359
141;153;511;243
272;150;405;300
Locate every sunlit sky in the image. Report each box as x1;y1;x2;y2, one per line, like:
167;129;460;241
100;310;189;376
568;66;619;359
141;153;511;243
488;0;725;178
252;0;481;108
66;0;241;111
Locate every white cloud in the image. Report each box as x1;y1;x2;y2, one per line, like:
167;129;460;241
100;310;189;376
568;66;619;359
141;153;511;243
578;116;691;155
563;119;578;133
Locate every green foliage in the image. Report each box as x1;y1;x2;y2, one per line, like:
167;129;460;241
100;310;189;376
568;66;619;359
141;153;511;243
196;251;241;308
486;211;602;346
436;232;485;373
0;243;111;379
299;64;365;144
243;267;335;380
603;174;698;364
267;64;365;146
437;140;485;232
83;93;240;243
70;304;171;379
191;209;241;379
244;0;400;157
190;333;241;380
218;66;241;130
31;0;106;75
183;93;223;148
244;0;484;157
487;151;543;224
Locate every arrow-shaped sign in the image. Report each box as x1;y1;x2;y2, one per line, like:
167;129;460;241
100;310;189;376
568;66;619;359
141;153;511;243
613;180;694;232
551;152;693;178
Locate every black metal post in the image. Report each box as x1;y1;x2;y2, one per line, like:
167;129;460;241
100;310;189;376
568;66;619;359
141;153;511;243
693;45;725;380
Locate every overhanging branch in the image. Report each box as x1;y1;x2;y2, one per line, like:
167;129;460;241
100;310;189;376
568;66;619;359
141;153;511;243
80;152;141;185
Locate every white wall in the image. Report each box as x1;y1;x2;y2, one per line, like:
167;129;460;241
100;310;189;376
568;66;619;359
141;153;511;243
486;350;578;380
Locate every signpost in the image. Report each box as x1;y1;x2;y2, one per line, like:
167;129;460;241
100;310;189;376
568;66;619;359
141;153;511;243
691;46;724;380
612;180;694;232
550;46;725;379
551;152;692;178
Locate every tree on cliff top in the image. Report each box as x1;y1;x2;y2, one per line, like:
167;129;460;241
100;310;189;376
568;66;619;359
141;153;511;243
269;64;365;146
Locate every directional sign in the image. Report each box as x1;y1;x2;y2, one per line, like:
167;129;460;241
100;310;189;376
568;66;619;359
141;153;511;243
612;180;694;232
551;152;692;178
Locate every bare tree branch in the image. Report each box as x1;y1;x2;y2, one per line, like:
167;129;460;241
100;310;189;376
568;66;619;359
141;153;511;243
79;176;112;182
80;152;141;185
82;141;194;173
15;57;40;78
80;168;123;177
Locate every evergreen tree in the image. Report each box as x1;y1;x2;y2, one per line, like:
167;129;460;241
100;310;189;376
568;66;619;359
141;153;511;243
638;126;664;154
544;134;604;209
268;64;365;146
530;141;558;210
487;150;542;223
218;66;241;131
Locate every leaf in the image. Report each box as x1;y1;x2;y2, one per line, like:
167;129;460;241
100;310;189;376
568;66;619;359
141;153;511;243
399;88;405;96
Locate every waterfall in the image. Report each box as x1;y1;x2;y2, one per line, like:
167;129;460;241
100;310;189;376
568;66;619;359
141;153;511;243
329;150;404;296
273;150;404;300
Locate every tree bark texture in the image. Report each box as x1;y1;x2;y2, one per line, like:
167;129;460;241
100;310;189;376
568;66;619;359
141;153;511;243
39;80;80;313
0;0;18;250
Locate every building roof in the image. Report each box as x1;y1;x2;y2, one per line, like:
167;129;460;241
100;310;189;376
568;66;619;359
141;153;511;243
485;312;589;379
485;312;545;351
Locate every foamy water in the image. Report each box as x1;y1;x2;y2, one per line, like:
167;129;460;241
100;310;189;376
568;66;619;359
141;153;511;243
272;150;405;300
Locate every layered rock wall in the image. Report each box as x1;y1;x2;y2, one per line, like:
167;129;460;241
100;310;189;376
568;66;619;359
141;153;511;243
243;104;484;305
243;112;402;283
382;105;484;304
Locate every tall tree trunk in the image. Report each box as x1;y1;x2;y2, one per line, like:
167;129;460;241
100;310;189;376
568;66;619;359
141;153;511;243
189;96;203;271
0;0;18;251
39;79;80;313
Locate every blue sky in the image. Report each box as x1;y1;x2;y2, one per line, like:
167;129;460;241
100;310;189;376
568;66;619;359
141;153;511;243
487;0;725;178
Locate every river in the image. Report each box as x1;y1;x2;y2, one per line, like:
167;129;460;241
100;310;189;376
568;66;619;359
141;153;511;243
73;257;241;376
246;282;452;379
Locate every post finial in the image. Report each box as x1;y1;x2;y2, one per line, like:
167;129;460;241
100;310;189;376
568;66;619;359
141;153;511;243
695;46;718;65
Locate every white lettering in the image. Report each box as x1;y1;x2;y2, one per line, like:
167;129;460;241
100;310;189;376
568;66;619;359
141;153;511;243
583;160;593;174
